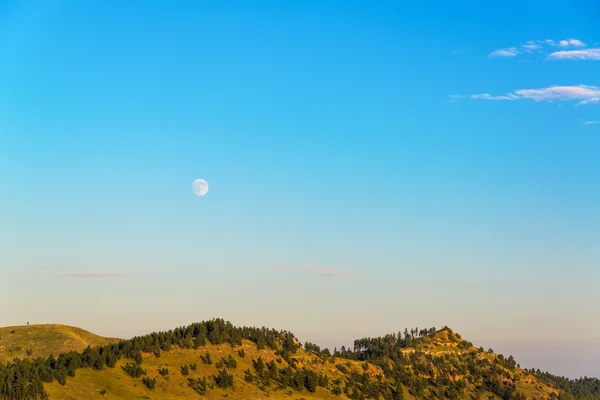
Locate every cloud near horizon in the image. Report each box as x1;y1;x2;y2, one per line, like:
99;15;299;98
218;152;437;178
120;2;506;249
584;120;599;125
458;85;600;106
56;272;130;279
31;264;131;279
266;266;347;277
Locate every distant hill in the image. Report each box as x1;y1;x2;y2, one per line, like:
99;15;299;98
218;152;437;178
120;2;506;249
0;324;118;363
1;320;598;400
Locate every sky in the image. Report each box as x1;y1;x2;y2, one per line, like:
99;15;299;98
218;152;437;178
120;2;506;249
0;0;599;378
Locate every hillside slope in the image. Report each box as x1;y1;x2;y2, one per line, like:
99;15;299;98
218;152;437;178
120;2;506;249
0;324;118;363
44;341;366;400
1;320;598;400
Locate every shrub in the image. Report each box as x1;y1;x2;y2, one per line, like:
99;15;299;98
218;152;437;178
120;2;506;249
142;377;156;389
122;363;146;378
188;377;208;395
214;368;234;388
201;352;213;364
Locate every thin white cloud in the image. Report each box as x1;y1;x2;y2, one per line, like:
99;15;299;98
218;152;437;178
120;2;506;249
515;85;600;101
548;48;600;60
56;272;130;279
568;39;586;47
470;93;519;101
35;265;72;269
488;39;590;60
266;266;347;277
489;47;519;58
556;39;585;47
584;120;599;125
521;41;541;52
543;38;585;47
578;98;600;105
467;85;600;106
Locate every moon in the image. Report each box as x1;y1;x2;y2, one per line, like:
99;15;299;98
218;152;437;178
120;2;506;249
192;179;209;196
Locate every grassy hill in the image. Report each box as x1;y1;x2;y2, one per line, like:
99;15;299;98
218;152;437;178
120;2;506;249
0;324;118;363
44;341;366;400
1;320;598;400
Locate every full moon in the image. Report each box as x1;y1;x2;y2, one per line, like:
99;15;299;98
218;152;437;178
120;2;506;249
192;179;209;196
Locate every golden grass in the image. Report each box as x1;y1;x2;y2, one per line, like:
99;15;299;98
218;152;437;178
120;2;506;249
45;341;369;400
3;325;563;400
0;324;119;362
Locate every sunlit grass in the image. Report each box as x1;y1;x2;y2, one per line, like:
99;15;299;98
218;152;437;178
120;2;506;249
0;324;118;363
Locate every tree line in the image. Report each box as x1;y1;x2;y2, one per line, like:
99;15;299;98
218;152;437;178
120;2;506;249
0;318;298;399
1;320;599;399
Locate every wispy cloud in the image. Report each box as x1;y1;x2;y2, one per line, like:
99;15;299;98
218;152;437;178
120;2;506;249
29;265;131;279
34;265;73;270
558;39;586;47
266;266;347;277
584;120;599;125
578;98;600;105
489;38;590;59
489;47;519;58
56;272;130;279
543;39;586;47
548;48;600;60
521;41;541;52
464;85;600;106
515;86;600;104
470;93;519;101
446;94;463;103
569;39;585;47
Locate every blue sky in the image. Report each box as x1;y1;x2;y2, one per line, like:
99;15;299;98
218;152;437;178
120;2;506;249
1;0;599;378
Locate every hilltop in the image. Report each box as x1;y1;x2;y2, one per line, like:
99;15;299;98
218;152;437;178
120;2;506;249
1;320;598;400
0;324;118;363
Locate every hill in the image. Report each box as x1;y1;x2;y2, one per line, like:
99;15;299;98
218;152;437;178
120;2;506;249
0;324;118;363
1;320;599;400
